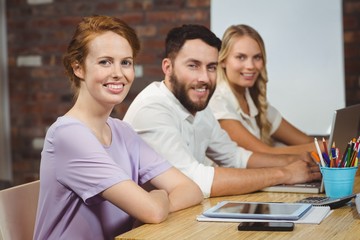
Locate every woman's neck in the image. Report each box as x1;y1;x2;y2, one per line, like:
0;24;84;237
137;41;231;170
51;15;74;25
227;81;246;96
65;100;113;146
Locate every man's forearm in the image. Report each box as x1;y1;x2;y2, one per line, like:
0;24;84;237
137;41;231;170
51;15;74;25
210;166;287;197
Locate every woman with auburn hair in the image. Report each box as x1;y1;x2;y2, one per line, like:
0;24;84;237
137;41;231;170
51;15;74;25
33;15;202;240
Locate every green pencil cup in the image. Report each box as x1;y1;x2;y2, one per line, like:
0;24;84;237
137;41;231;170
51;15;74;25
320;166;358;198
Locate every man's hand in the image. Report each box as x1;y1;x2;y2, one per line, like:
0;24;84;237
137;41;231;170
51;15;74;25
282;160;321;185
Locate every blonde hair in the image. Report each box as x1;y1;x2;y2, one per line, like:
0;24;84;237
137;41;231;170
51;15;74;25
218;24;273;145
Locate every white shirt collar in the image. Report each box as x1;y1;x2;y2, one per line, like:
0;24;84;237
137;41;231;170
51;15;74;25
222;81;259;118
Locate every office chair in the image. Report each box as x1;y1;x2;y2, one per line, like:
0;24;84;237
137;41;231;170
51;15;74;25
0;180;39;240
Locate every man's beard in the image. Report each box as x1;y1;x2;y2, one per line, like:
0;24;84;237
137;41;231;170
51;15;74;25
169;72;215;114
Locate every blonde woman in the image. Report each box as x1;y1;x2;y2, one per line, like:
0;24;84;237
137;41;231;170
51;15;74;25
209;24;322;155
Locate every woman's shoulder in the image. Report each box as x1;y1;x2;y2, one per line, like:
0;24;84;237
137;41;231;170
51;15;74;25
210;81;237;109
48;116;84;132
45;116;91;139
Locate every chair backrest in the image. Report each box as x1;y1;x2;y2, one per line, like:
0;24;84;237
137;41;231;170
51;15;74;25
0;180;40;240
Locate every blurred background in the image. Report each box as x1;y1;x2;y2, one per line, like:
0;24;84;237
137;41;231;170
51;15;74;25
0;0;359;188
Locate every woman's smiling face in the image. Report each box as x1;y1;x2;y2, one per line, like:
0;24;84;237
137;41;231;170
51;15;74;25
222;35;264;89
74;31;135;108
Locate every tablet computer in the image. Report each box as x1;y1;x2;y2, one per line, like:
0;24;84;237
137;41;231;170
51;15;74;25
202;201;312;220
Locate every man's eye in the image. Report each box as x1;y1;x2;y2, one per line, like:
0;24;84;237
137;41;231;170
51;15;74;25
208;66;217;72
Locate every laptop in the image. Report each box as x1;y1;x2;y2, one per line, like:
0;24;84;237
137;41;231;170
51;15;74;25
261;104;360;194
327;103;360;151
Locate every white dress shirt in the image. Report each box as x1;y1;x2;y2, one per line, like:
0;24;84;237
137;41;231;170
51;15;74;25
209;80;282;139
124;81;252;198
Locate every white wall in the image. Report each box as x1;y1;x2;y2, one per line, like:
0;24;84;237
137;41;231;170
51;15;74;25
211;0;345;135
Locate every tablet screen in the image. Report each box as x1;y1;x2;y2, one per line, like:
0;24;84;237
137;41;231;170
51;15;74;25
217;202;301;215
203;201;312;220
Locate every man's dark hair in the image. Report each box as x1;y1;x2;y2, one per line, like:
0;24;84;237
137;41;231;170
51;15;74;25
165;24;221;59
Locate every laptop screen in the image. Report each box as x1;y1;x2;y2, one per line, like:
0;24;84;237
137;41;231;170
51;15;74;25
327;104;360;152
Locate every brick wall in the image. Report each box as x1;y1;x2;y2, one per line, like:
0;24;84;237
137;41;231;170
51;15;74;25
344;0;360;105
5;0;360;186
6;0;211;186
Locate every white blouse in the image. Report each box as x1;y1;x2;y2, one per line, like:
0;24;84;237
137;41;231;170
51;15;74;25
209;80;282;139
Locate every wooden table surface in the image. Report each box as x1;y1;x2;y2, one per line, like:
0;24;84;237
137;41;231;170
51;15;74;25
116;175;360;240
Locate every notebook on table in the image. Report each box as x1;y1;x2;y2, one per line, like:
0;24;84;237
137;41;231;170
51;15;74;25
262;104;360;194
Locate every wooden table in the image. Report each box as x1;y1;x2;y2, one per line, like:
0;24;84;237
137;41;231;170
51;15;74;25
116;176;360;240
